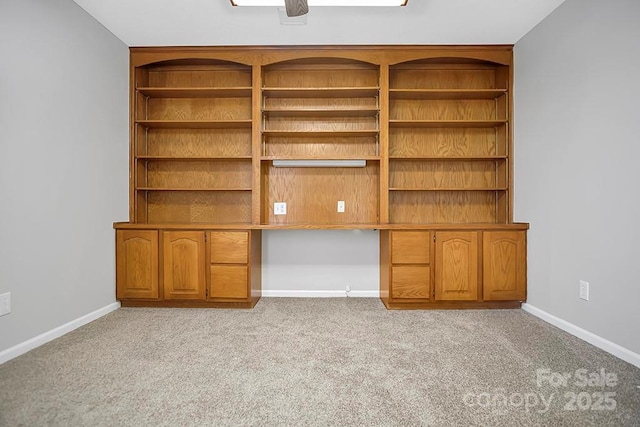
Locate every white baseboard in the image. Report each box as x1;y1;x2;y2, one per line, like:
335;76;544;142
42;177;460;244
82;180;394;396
522;303;640;369
0;302;121;365
262;290;380;298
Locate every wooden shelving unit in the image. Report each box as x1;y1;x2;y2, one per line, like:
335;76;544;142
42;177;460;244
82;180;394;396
388;58;510;225
116;46;528;310
260;58;380;225
132;59;253;225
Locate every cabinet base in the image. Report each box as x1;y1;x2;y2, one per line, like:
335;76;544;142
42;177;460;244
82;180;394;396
381;298;522;310
119;297;260;309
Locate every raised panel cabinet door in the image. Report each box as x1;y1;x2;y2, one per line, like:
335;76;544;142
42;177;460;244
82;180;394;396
391;266;430;299
162;231;206;300
391;231;430;264
483;231;526;301
210;231;248;264
116;230;159;299
435;232;479;301
210;265;248;299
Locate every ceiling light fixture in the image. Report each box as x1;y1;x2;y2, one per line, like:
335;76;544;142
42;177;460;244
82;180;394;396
231;1;408;7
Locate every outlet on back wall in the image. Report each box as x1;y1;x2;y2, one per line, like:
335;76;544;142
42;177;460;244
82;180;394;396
579;280;590;301
0;292;11;316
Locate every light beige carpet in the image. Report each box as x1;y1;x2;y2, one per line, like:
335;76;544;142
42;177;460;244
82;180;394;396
1;298;639;426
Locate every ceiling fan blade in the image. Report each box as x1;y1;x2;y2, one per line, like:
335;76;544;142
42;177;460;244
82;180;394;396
284;0;308;17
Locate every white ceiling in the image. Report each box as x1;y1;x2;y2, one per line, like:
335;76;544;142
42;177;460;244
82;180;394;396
72;0;566;47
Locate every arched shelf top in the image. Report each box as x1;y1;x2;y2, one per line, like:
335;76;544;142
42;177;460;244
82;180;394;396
133;57;253;95
261;56;380;94
390;56;509;68
140;57;252;70
262;56;378;70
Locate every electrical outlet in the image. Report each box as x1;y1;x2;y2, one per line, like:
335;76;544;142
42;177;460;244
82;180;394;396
579;280;589;301
337;200;345;213
274;202;287;215
0;292;11;316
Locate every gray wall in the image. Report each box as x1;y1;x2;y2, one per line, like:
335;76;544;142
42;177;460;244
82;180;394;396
0;0;129;352
263;230;379;296
514;0;640;354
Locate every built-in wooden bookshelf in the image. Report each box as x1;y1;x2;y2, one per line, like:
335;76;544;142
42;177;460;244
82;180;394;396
260;58;380;225
132;59;253;224
388;58;510;224
115;46;527;310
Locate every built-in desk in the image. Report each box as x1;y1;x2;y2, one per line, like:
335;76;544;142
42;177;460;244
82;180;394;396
114;222;528;309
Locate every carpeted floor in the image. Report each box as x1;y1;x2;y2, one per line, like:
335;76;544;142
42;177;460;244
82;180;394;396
1;298;639;426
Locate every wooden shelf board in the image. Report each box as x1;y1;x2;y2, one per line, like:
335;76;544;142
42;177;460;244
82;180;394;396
389;188;508;191
136;156;252;161
137;87;252;98
389;156;508;161
262;108;379;117
389;89;507;99
389;120;507;128
262;87;379;98
136;120;252;129
136;187;252;192
262;130;378;137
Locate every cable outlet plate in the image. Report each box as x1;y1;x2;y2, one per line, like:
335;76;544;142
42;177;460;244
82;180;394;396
337;200;345;213
0;292;11;316
579;280;589;301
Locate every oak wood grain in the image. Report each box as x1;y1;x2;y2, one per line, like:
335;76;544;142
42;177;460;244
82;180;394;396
391;266;430;299
162;231;206;300
483;231;526;301
210;231;248;264
210;265;248;299
435;231;479;301
391;231;430;264
116;230;159;300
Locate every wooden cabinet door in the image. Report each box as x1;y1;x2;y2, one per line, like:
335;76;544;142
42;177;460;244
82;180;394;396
435;232;479;301
116;230;159;299
162;231;206;300
483;231;526;301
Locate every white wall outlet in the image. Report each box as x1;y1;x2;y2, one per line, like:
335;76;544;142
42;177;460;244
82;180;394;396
0;292;11;316
274;202;287;215
579;280;589;301
337;200;345;213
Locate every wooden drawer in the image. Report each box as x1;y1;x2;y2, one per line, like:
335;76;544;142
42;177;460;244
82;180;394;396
210;231;248;264
391;231;430;264
210;265;248;299
391;266;430;299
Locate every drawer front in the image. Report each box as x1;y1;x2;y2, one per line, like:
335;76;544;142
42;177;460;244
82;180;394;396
391;231;430;264
391;265;430;299
210;231;248;264
210;265;248;299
